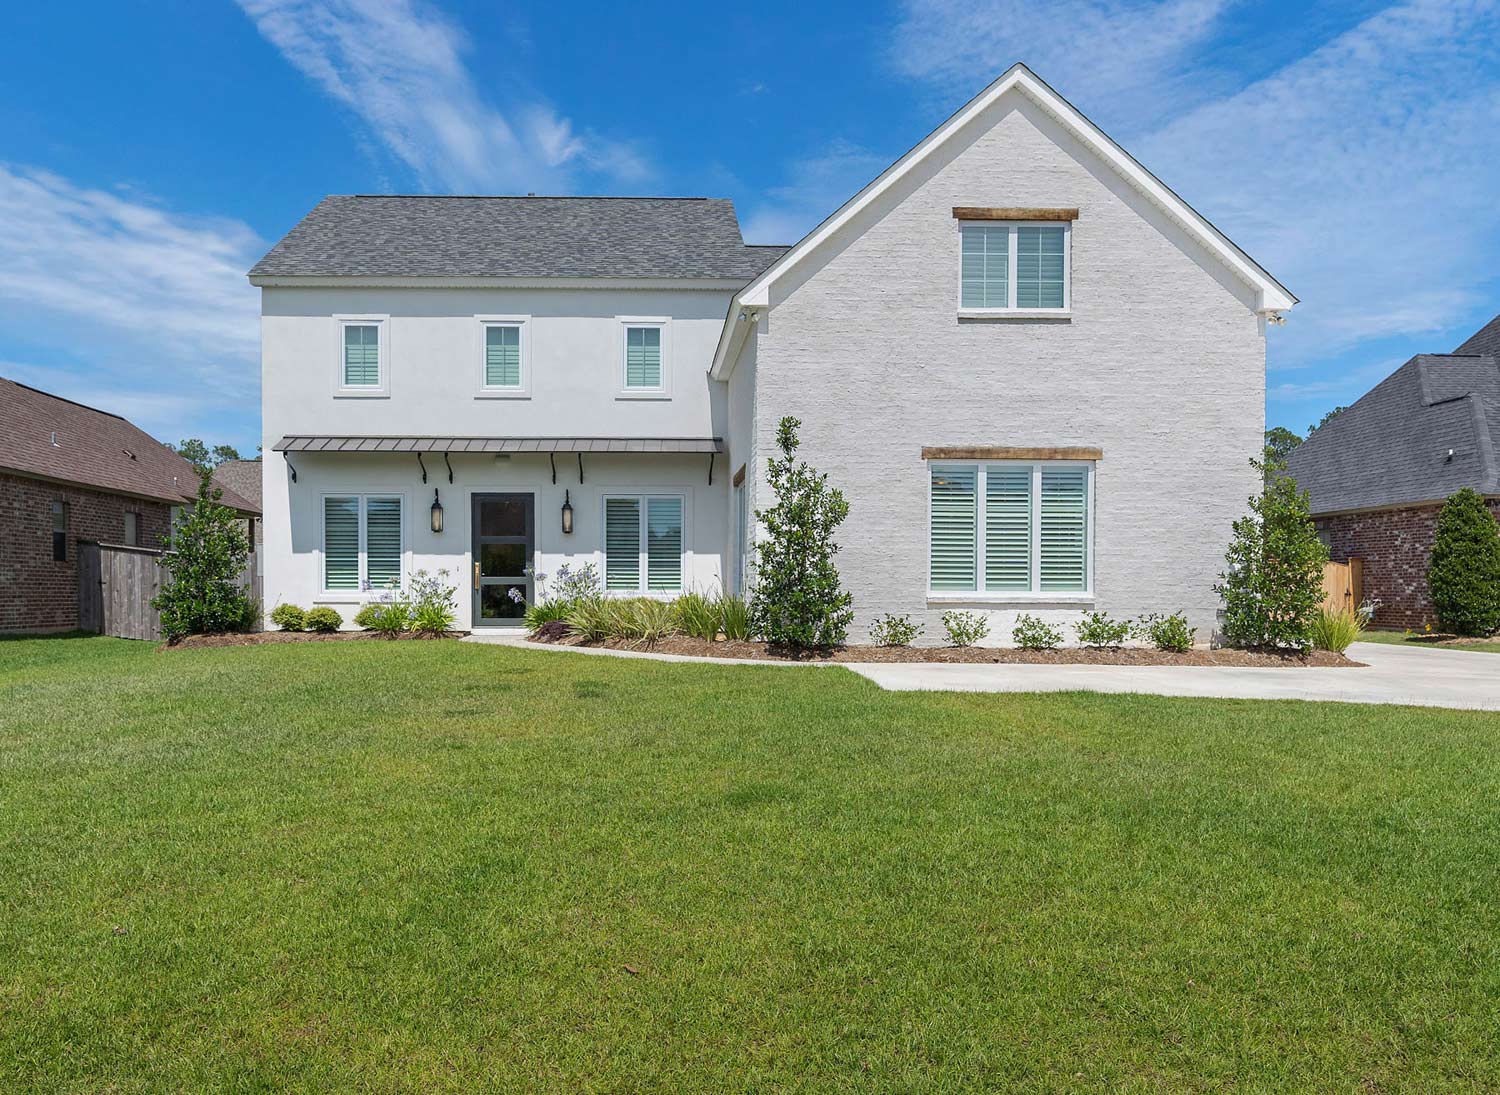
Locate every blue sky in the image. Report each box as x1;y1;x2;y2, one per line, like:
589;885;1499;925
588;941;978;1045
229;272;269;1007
2;0;1497;455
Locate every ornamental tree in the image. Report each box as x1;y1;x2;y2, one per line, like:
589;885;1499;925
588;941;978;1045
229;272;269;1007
1427;488;1500;636
153;468;253;641
748;416;854;651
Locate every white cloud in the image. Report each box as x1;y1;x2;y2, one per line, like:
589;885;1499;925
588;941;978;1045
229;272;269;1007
888;0;1229;127
236;0;650;191
741;140;890;245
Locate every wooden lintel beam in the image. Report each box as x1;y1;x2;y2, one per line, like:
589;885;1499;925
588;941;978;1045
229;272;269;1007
952;207;1079;221
921;446;1102;461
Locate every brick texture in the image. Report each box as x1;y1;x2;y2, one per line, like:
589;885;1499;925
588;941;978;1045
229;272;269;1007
1317;499;1500;630
0;471;172;633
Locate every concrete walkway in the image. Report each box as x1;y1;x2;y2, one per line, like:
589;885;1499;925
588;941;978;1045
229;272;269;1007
466;633;1498;710
846;641;1500;711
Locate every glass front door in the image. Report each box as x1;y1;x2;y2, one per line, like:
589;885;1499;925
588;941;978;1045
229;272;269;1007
471;493;533;626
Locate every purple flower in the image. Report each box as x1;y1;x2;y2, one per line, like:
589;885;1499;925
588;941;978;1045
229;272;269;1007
507;587;525;604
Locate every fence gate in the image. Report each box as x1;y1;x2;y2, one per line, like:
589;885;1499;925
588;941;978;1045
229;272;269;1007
1320;557;1363;616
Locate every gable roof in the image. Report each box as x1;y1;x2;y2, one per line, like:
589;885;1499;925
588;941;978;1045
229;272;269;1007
1456;311;1500;357
1285;353;1500;514
731;62;1295;316
0;377;259;514
212;458;262;512
248;196;789;282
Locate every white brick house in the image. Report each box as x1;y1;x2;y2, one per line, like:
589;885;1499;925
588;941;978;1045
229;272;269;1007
253;64;1294;641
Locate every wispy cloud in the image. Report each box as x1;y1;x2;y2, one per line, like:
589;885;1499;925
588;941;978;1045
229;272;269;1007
741;139;889;245
888;0;1230;128
236;0;650;192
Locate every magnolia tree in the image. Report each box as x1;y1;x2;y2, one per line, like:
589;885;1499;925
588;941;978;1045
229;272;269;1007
1214;448;1327;650
153;469;252;641
748;416;854;650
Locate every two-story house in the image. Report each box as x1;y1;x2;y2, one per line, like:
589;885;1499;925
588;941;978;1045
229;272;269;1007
252;64;1294;642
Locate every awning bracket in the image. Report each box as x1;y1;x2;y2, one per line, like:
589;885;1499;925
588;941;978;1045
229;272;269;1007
443;451;453;484
578;453;585;483
286;458;297;484
549;452;556;484
707;451;715;485
417;452;428;484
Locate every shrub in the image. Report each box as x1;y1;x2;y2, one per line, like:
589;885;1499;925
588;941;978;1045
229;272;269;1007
716;593;752;641
869;613;922;647
524;599;575;634
1215;447;1327;651
1133;612;1196;653
303;606;342;632
942;610;989;647
408;569;457;634
152;469;253;642
1427;488;1500;637
748;416;854;651
565;597;611;642
367;601;411;637
629;599;676;647
1310;608;1362;653
270;603;306;632
353;603;384;630
1012;613;1063;651
673;591;721;640
1074;611;1130;649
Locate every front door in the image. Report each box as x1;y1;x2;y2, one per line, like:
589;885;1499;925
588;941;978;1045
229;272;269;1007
472;493;533;626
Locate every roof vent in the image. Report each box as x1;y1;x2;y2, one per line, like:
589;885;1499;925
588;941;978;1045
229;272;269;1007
50;431;59;447
123;448;136;461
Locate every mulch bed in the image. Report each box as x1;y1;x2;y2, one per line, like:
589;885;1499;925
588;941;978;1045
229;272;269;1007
164;630;461;649
533;633;1363;667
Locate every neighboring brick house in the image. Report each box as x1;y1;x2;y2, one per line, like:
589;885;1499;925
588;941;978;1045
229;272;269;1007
212;458;264;572
1286;313;1500;629
0;378;259;634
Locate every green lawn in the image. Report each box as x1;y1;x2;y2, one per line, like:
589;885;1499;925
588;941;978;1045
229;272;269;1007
1359;629;1500;653
3;637;1498;1091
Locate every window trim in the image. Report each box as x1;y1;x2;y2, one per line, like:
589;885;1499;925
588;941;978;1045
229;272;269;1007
956;221;1071;318
318;492;408;597
475;314;532;398
333;315;390;398
926;459;1094;602
615;316;671;399
599;491;688;596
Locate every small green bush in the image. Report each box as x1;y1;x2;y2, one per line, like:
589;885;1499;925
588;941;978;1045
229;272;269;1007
1427;488;1500;637
941;611;989;647
629;599;676;647
1013;613;1063;650
270;603;306;632
1133;612;1196;653
1075;611;1130;649
303;606;342;632
408;569;457;634
1310;608;1362;653
524;599;574;634
715;594;751;641
869;613;922;647
353;604;384;630
368;600;412;637
565;597;611;642
411;602;453;635
673;591;721;640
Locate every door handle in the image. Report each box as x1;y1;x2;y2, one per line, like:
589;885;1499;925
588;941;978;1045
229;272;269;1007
473;561;480;590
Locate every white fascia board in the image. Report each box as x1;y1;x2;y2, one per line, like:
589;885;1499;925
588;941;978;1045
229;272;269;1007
737;63;1296;316
709;295;757;381
248;275;752;291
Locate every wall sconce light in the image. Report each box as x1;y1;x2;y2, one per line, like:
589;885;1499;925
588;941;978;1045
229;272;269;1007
561;489;574;535
430;489;444;534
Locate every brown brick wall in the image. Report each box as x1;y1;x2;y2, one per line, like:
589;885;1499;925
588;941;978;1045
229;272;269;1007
1316;499;1500;630
0;471;173;633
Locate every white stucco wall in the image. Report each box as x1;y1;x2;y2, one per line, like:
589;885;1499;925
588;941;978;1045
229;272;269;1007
749;92;1268;644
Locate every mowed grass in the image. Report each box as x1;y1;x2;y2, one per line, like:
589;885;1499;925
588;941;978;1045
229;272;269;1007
1359;629;1500;654
2;637;1498;1092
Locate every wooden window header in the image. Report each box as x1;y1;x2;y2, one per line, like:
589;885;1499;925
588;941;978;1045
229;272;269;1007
922;446;1102;462
953;207;1079;222
732;464;746;488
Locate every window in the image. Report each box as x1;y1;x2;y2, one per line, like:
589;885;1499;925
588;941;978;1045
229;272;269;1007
51;500;67;562
959;223;1069;312
477;316;530;396
323;494;404;592
123;512;139;546
335;316;388;395
603;494;684;593
618;318;669;396
929;462;1091;595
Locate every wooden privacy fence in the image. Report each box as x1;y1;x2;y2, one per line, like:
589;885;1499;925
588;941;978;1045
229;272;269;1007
1320;557;1363;617
78;542;261;641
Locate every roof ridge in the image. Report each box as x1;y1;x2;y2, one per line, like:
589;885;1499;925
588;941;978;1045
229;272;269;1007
1;376;127;422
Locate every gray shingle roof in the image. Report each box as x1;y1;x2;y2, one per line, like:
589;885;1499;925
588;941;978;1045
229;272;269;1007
249;196;789;280
1286;353;1500;514
1456;311;1500;357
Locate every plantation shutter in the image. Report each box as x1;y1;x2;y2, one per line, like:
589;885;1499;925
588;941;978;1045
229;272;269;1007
1040;468;1088;591
605;497;641;590
625;327;661;388
930;465;977;591
484;325;521;387
342;324;380;386
365;497;403;590
646;497;683;592
1016;227;1065;309
985;467;1032;590
324;496;360;590
961;225;1008;308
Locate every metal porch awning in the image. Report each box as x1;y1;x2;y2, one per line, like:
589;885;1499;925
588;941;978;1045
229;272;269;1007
271;435;723;454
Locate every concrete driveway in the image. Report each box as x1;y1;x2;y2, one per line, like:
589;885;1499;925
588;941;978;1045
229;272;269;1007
847;641;1500;711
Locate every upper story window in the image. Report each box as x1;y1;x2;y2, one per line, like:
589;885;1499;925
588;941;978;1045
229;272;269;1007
959;222;1069;314
618;317;669;398
335;315;389;397
477;316;530;398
